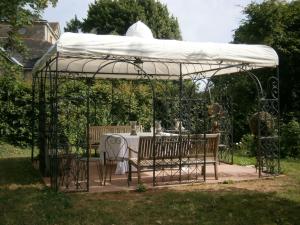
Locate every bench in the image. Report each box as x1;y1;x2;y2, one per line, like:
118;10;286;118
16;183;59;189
88;125;142;156
128;133;220;184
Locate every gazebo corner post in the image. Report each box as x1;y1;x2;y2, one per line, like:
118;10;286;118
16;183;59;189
152;79;156;187
110;80;115;124
48;64;54;189
31;72;37;162
45;63;53;178
38;69;47;176
34;56;61;188
276;66;281;175
257;98;262;178
256;75;265;179
53;55;59;191
86;78;92;192
178;63;183;183
203;70;222;182
203;103;207;182
240;68;265;178
230;99;234;165
129;63;156;186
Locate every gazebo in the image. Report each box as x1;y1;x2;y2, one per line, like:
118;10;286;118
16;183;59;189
32;21;280;192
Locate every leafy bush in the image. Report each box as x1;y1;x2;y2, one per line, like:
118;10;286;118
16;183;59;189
135;183;147;192
0;61;33;146
56;80;154;146
281;120;300;158
239;134;256;156
249;111;275;136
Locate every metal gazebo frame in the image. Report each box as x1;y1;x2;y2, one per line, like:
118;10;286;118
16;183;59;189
31;31;280;192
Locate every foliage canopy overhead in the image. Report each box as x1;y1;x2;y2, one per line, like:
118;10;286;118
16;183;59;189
0;0;57;53
65;0;182;40
233;0;300;119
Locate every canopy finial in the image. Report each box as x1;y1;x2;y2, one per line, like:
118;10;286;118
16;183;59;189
126;21;154;39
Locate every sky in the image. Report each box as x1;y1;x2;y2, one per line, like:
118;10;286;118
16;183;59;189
43;0;263;43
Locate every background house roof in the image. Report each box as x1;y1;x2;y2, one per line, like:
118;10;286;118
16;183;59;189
0;47;23;66
0;20;60;71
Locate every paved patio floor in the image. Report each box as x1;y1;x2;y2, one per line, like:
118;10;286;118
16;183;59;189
87;163;263;193
43;162;269;193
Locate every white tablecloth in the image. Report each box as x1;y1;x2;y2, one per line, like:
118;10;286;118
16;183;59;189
98;132;151;174
98;132;175;174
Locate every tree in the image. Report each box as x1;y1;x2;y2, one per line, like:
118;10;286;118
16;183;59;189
0;0;57;53
0;1;58;171
64;15;82;33
71;0;181;40
233;0;300;120
0;55;32;146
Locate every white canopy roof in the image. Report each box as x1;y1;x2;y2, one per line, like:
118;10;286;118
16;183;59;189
33;21;278;79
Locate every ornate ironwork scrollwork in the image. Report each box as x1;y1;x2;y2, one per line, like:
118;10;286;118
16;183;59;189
267;76;279;100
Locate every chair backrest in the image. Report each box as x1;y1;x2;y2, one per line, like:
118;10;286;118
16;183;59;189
89;126;108;146
155;136;180;159
138;136;190;160
187;133;220;159
109;125;131;134
111;125;143;133
104;134;129;161
137;134;220;160
137;136;154;160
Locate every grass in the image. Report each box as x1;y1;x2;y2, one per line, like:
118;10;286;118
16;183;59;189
0;141;32;158
233;154;256;166
1;142;300;225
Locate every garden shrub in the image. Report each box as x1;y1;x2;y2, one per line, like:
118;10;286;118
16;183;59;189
135;183;147;192
239;133;256;156
249;111;275;136
0;61;33;146
281;120;300;158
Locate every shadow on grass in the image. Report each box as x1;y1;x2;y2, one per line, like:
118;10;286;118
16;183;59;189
0;157;299;225
1;187;300;225
0;157;42;186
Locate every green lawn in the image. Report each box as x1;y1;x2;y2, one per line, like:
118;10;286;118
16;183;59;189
0;141;32;158
1;142;300;225
233;154;256;166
